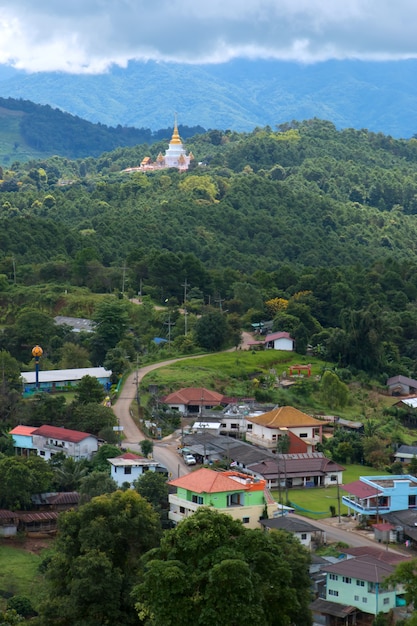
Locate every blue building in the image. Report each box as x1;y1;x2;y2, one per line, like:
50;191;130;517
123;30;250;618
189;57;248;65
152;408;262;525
21;367;112;394
342;475;417;520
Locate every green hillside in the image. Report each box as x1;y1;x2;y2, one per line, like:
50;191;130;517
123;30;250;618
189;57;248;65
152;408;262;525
2;119;417;379
0;97;205;164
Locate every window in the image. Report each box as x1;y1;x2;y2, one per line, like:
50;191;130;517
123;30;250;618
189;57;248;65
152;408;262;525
299;433;308;438
192;495;204;505
179;506;185;514
124;467;132;475
301;533;307;540
329;574;338;581
409;495;416;507
247;424;252;431
39;450;45;456
330;475;337;482
356;580;365;587
362;598;367;604
354;595;359;602
242;517;250;524
328;590;339;597
383;598;390;605
343;577;351;584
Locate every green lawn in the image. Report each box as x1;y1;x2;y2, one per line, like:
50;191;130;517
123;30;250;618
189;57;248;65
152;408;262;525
273;464;382;520
0;543;45;610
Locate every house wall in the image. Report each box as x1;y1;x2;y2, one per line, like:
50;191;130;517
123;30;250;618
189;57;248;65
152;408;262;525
0;524;17;537
11;434;35;450
247;423;321;448
111;464;157;487
169;494;276;530
273;338;293;351
326;574;397;615
31;434;98;461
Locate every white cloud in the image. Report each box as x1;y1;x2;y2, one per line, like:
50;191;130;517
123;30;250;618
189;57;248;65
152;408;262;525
0;0;416;73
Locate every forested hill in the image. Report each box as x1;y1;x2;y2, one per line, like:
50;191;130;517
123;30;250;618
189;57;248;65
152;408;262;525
3;118;417;375
0;97;205;163
2;118;417;272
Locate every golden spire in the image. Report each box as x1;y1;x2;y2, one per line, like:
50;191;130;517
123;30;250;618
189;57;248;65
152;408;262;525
170;112;182;145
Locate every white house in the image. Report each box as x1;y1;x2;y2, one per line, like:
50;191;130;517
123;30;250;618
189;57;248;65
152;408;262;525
246;405;323;451
264;331;295;351
259;516;326;550
11;424;98;461
108;452;160;487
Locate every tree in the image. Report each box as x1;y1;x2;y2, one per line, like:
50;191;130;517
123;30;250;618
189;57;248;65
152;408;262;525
320;370;349;409
140;439;153;458
39;490;161;626
53;457;88;492
59;342;91;369
134;471;169;518
74;375;105;405
90;443;121;472
0;456;52;510
195;311;228;351
70;402;115;435
78;471;118;504
92;298;130;351
134;508;312;626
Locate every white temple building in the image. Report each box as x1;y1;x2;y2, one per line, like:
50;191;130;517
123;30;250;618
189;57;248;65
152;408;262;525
123;117;193;173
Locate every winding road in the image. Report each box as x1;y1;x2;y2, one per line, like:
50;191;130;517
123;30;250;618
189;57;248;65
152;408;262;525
111;339;407;551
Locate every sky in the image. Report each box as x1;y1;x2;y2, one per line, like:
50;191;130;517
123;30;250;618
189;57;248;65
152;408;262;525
0;0;416;74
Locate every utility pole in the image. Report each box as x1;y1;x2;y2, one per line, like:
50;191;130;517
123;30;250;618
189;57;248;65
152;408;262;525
182;278;189;335
215;293;225;311
164;314;175;346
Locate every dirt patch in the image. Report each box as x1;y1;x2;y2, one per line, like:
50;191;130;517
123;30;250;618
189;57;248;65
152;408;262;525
2;535;54;555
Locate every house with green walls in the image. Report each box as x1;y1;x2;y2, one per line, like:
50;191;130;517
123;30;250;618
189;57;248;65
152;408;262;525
310;554;408;625
168;467;278;529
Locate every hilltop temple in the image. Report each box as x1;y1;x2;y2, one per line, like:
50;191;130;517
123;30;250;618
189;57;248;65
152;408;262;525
123;117;193;173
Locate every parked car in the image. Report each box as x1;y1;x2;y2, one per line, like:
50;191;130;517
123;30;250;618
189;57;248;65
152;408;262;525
183;454;196;466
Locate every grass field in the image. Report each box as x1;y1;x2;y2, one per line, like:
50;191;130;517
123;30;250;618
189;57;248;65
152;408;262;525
0;543;44;610
272;464;382;520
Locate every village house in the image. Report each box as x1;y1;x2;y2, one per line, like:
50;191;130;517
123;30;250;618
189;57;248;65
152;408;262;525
264;331;295;351
386;375;417;396
259;515;326;551
10;424;98;461
107;452;161;487
245;405;323;452
21;366;112;394
168;467;278;529
310;553;408;625
247;452;344;489
342;474;417;522
162;387;227;415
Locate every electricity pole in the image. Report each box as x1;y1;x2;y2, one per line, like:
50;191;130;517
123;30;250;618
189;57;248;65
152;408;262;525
182;278;189;335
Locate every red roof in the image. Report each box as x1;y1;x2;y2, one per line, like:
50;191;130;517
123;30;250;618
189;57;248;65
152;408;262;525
31;425;94;443
169;467;263;493
342;480;381;498
10;425;37;436
264;331;294;342
163;387;225;405
116;452;146;460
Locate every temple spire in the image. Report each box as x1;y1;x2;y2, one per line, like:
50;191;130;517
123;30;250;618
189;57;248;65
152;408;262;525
170;112;182;145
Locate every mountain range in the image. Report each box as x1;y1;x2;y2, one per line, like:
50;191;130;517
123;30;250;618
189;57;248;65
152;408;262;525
0;59;416;139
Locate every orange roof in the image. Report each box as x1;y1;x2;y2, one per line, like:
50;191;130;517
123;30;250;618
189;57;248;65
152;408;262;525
247;405;322;428
164;387;225;405
169;467;262;493
10;425;37;436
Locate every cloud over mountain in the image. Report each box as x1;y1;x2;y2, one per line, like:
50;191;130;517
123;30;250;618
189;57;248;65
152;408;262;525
1;0;417;73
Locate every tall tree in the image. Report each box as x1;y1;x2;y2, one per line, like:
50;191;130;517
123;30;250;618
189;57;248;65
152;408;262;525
39;490;161;626
134;508;311;626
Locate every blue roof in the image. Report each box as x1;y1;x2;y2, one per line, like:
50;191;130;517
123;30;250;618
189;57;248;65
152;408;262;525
153;337;168;345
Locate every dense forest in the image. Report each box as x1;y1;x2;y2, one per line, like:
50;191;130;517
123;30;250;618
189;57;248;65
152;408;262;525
0;97;206;162
1;118;417;381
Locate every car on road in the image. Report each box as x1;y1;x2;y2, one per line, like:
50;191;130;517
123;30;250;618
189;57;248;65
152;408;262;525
183;454;197;466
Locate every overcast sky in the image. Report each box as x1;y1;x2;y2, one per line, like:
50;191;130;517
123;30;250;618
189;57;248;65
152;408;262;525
0;0;416;73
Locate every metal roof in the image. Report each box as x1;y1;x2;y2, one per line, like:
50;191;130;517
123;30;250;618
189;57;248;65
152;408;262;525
21;367;112;384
